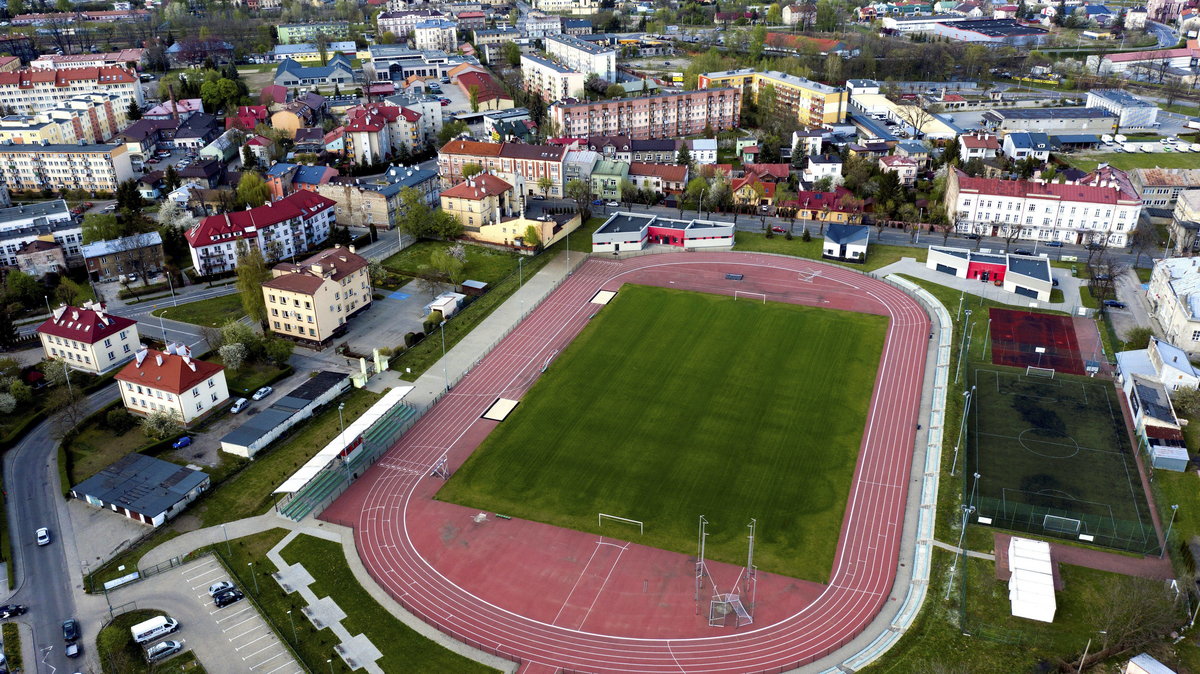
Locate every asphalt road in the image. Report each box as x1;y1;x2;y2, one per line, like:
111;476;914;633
1146;20;1180;49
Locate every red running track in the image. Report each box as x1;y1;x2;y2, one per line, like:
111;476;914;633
322;252;929;673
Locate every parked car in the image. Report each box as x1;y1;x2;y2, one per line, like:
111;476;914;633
964;233;980;240
65;642;80;658
146;640;183;663
439;100;449;106
606;201;619;207
0;605;27;619
530;195;545;200
1103;300;1127;309
36;528;50;546
251;386;273;401
62;618;79;641
146;158;160;164
230;398;249;413
592;199;603;206
214;589;244;608
172;436;192;449
1044;241;1064;247
771;226;786;233
208;581;235;597
1013;249;1032;256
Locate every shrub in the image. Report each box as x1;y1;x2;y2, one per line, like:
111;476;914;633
105;408;137;434
801;228;812;242
219;343;248;370
404;331;418;348
141;409;182;440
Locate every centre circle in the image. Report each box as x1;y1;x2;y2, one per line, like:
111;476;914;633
1018;428;1080;459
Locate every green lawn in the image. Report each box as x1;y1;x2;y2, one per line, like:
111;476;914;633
223;360;292;400
733;230;925;272
382;240;519;285
151;293;243;327
437;285;888;583
279;535;496;673
65;418;152;484
1069;151;1200;172
97;608;207;673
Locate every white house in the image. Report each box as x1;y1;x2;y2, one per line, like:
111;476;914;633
36;301;140;374
958;131;1000;162
1148;257;1200;355
823;222;869;262
1116;336;1200;393
802;154;843;185
1002;131;1051;162
688;138;718;164
115;344;229;425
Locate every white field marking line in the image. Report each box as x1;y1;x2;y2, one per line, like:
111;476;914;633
227;624;267;641
221;615;257;632
361;256;925;658
245;645;286;664
575;542;631;631
551;540;605;626
234;633;273;650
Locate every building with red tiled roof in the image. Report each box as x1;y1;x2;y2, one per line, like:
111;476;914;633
0;65;142;114
958;131;1001;162
263;245;371;345
946;168;1143;246
116;344;228;424
438;140;566;196
778;187;865;224
343;102;427;163
629;162;689;194
225;105;269;131
879;155;919;186
743;163;791;183
186;191;337;276
37;300;140;374
764;33;849;55
455;71;513;111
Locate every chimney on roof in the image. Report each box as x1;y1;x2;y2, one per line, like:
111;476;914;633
154;354;163;366
134;345;147;367
186;360;196;371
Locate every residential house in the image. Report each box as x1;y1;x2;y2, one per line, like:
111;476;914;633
802;154;844;186
630;139;679;163
379;9;446;38
343;103;428;162
263;245;371;345
185;190;336;274
958;131;1001;162
81;231;165;282
14;239;65;277
591;159;629;200
777;188;865;224
273;54;355;90
564;149;599;184
226;105;269;132
173;113;220;151
315;165;440;228
438;140;566;196
270;93;327;139
689;138;717;164
628;163;688;196
265;163;339;200
733;176;776;207
117;345;229;425
894;139;932;167
1002;131;1051;162
37;301;140;374
166;39;234;68
879;155;919;186
545;34;616;83
823;222;870;262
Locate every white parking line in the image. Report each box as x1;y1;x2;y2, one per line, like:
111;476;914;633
243;643;283;661
234;633;273;650
227;624;266;641
221;615;257;632
183;566;222;583
262;661;296;674
216;607;253;623
249;650;287;669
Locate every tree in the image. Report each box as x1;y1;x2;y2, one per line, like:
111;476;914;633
0;309;15;349
1129;222;1159;265
537;176;554;199
502;41;521;67
605;83;625;99
894;102;938;140
430;248;465;285
683;177;708;216
468;84;480;113
219;342;248;370
619;178;637;208
765;2;782;24
1067;576;1184;671
235;172;270;208
523;224;541;248
676;145;694;175
438;119;469;146
1173;386;1200;417
461;163;483;179
235;243;271;325
431;210;463;239
241;144;259;171
398;186;434;240
264;338;294;367
141;409;183;440
565;179;592;220
81;214;124;244
115;179;145;216
6;0;23;17
163;165;181;192
127;99;142;121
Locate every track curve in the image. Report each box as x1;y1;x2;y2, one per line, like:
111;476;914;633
322;252;930;673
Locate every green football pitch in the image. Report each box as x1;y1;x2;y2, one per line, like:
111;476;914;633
436;285;889;583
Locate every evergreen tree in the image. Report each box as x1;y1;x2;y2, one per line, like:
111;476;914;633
127;100;142;121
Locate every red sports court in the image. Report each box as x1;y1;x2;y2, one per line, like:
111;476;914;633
989;307;1085;375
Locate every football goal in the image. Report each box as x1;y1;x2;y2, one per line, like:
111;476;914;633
1043;514;1082;535
1026;366;1056;379
734;291;766;304
598;513;644;535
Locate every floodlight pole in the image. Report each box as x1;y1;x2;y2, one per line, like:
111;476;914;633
1162;504;1179;559
954;309;972;384
971;472;981;510
950;386;975;476
695;516;708;603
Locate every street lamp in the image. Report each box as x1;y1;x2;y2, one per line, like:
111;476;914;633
1161;504;1179;559
221;523;230;555
287;609;297;643
327;658;334;674
248;561;259;594
440;320;449;392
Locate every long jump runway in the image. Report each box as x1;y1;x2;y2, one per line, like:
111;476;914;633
321;251;930;673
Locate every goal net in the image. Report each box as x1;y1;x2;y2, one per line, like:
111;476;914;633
1043;514;1081;534
1026;366;1056;379
734;291;766;304
598;513;643;535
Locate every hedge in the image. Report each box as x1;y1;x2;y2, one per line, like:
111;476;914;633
3;622;21;672
117;282;169;300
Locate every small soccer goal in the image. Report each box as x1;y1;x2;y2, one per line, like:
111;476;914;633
733;291;766;304
1025;366;1056;379
1043;514;1081;535
598;513;644;535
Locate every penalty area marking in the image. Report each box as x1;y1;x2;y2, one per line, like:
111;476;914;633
482;398;519;421
591;290;617;305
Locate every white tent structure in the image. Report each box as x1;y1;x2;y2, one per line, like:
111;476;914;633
1008;537;1056;623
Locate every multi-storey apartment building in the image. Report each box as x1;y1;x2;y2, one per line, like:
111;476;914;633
185;190;336;275
81;231;165;282
0;200;82;268
0;93;127;145
522;11;562;38
37;300;140;374
438;140;567;197
414;19;459;52
946;168;1143;246
521;53;586;102
343;103;428;162
1132;167;1200;210
472;27;521;48
531;0;598;14
117;345;229;425
277;22;351;44
550;88;742;140
263;245;371;345
316;165;440;228
545;34;615;82
0;142;134;193
0;66;143;114
378;9;446;38
30;49;146;70
697;69;847;127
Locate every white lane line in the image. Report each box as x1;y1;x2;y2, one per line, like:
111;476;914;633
243;643;283;662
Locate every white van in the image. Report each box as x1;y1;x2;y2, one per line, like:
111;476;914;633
131;616;179;644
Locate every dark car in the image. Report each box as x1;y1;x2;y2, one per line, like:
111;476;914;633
0;604;26;619
214;589;244;608
1044;241;1064;247
1086;242;1105;250
65;642;80;658
1013;249;1033;256
964;233;980;240
172;436;192;449
1103;300;1127;309
62;618;79;641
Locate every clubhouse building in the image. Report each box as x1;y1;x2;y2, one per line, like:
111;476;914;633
926;245;1053;301
591;212;734;253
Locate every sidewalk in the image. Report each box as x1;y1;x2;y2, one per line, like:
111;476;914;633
875;257;1086;315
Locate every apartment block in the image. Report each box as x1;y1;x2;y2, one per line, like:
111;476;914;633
0;66;143;115
438;140;566;196
117;345;228;425
378;9;446;37
37;300;140;374
550;88;741;140
316;165;440;229
521;53;586;102
1132;167;1200;210
698;68;847;127
277;22;351;44
531;0;598;14
0;142;134;193
545;34;616;83
186;190;336;275
414;20;459;52
0;93;127;145
263;245;371;345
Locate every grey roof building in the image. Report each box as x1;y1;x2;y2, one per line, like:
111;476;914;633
70;453;209;527
220;371;350;458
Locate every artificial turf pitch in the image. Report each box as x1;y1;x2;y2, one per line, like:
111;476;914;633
436;285;888;583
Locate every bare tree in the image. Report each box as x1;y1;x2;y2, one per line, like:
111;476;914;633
1128;222;1160;267
893;102;942;141
1001;224;1023;252
1066;576;1185;672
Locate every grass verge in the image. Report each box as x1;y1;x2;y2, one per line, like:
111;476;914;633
2;622;20;672
382;240;520;285
97;608;206;673
437;285;887;582
733;230;925;271
278;534;496;673
150;293;242;327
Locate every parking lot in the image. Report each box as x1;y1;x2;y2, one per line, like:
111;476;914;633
109;555;302;674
